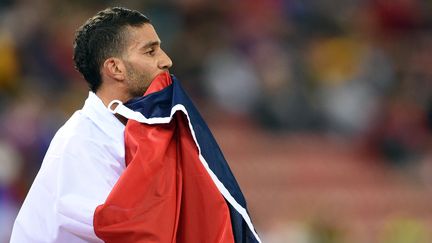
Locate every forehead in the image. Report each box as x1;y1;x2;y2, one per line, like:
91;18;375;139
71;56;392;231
125;24;160;50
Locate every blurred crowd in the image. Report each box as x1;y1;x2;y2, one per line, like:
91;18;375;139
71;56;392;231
1;0;432;242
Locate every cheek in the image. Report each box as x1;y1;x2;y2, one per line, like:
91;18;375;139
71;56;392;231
139;63;162;78
136;59;158;73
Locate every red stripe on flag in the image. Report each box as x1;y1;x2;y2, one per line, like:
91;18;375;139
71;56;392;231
93;73;234;242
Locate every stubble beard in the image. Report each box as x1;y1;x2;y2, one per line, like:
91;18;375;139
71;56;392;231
124;62;152;98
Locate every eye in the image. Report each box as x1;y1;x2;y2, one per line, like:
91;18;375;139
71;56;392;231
145;48;156;56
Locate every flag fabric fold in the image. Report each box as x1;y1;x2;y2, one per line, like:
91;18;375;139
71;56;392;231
94;72;261;243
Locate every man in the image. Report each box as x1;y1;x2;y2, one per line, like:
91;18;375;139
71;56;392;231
11;7;172;242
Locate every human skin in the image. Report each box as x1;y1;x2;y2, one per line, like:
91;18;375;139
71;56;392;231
96;23;173;107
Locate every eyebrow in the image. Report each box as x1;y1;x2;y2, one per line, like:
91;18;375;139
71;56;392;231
139;40;161;50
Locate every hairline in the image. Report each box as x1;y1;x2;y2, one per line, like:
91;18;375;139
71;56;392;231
113;23;153;59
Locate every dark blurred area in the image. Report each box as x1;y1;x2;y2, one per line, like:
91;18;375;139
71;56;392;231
1;0;432;242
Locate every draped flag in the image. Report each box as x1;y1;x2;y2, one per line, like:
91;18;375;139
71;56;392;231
93;72;261;243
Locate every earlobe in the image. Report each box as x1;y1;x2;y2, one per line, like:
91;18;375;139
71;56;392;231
103;58;125;81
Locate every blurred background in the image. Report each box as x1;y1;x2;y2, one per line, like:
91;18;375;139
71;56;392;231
1;0;432;242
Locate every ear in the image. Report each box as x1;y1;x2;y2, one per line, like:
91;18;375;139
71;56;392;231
102;57;126;82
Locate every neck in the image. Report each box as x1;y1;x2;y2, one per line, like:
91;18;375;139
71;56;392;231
95;86;131;125
96;87;131;108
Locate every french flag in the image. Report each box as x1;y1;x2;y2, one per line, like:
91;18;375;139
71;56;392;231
94;72;261;243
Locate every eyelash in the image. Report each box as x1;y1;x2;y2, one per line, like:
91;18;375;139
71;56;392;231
146;49;156;56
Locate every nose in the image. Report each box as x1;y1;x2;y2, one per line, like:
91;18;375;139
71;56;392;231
158;49;173;70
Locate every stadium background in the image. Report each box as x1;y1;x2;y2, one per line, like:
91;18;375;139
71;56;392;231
1;0;432;242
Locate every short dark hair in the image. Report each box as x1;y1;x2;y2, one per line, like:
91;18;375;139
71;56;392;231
73;7;150;92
